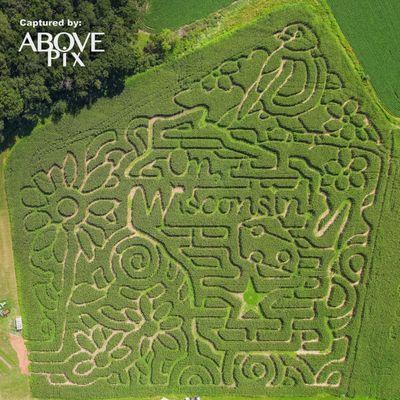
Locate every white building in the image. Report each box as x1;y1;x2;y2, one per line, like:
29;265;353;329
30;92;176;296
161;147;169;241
15;316;22;331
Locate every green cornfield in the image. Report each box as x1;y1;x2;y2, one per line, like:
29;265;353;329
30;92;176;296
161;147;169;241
5;2;400;399
327;0;400;117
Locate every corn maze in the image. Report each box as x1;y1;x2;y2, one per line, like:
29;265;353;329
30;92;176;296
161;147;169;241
6;7;395;399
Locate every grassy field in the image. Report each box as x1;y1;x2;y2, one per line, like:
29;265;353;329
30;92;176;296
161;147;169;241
348;128;400;399
0;151;31;400
326;0;400;117
144;0;234;31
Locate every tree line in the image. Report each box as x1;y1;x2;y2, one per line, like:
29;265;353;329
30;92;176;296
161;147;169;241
0;0;177;146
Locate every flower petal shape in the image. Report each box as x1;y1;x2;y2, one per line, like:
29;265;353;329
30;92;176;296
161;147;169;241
82;163;112;194
159;316;181;331
63;153;78;188
33;225;56;251
88;199;116;217
111;347;130;360
71;283;104;305
75;332;97;353
158;333;179;350
49;165;64;189
153;302;172;322
139;296;152;320
74;360;95;376
24;211;50;232
33;171;55;195
53;229;68;263
77;229;95;260
21;187;47;208
83;224;105;248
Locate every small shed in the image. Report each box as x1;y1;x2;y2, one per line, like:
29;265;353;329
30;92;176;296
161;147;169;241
15;316;23;331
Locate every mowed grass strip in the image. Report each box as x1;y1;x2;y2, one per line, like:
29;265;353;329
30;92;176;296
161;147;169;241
327;0;400;117
0;151;31;400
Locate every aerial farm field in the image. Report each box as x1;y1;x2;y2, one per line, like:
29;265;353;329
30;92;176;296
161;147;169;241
143;0;234;31
326;0;400;117
3;1;400;400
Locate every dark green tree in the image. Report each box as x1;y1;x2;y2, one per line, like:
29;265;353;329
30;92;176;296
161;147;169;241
0;0;158;146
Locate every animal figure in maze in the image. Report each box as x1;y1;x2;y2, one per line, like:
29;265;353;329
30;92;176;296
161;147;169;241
14;17;391;398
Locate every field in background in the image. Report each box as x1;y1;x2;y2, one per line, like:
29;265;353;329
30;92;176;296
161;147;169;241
326;0;400;117
144;0;234;31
